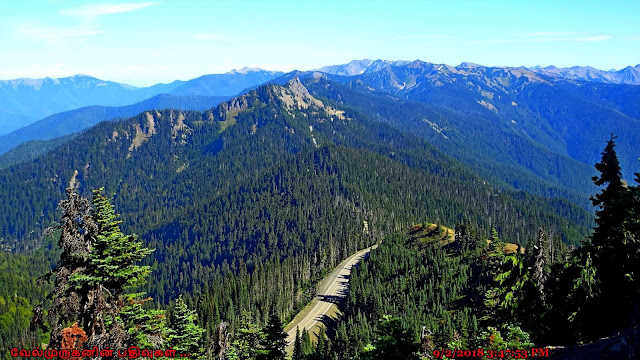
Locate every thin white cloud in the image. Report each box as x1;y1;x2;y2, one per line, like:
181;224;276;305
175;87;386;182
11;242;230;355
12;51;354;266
193;33;221;40
578;35;612;42
61;2;155;18
469;34;612;45
395;34;449;40
17;23;104;44
520;32;582;37
17;2;155;45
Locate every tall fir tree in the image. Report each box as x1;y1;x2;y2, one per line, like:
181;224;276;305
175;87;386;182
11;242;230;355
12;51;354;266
32;186;164;350
530;228;548;304
301;328;313;357
362;315;419;360
574;136;636;339
167;295;205;357
292;327;303;360
258;312;287;360
590;134;629;248
31;185;97;349
227;311;264;360
80;188;153;290
313;327;330;360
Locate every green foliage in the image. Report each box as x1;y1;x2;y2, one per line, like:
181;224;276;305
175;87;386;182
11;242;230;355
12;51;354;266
71;188;153;291
557;137;640;340
292;327;303;360
361;315;420;360
590;134;629;248
311;327;331;360
227;311;265;360
329;230;484;358
0;252;49;360
120;293;167;348
486;246;531;324
257;312;287;360
301;328;313;357
476;325;534;351
167;295;205;357
30;188;163;350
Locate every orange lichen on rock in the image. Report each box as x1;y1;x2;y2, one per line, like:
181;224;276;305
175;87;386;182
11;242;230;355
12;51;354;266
61;322;88;360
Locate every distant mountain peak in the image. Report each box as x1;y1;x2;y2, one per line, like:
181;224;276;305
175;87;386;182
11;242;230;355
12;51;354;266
227;67;270;74
277;77;324;109
457;62;482;69
407;59;430;68
529;64;640;85
316;59;410;76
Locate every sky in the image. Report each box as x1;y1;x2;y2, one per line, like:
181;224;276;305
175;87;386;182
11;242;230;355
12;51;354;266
0;0;639;86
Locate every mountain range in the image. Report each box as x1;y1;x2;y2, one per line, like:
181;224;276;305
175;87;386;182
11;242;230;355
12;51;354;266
1;59;639;211
319;59;640;85
0;68;283;135
1;59;637;358
321;61;640;179
0;78;590;252
530;64;640;84
3;60;637;137
0;93;228;160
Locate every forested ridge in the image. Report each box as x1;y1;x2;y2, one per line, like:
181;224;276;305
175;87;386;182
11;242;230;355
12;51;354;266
318;137;640;359
0;80;591;248
0;79;615;359
303;77;596;208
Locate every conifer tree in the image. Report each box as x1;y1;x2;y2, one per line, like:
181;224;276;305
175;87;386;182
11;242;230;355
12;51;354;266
314;327;330;360
362;315;419;360
258;312;287;360
581;136;636;337
79;188;153;291
530;228;548;303
167;295;205;357
292;327;303;360
228;311;264;360
31;186;96;349
590;134;629;248
301;328;313;356
32;186;163;350
120;293;167;348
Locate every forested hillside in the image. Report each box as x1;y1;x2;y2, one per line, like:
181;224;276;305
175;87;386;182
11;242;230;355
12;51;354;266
347;61;640;181
270;62;640;209
318;137;640;360
0;79;597;358
303;77;595;207
0;79;590;250
0;93;228;157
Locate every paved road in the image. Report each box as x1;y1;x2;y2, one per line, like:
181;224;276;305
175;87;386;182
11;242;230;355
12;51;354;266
284;244;378;346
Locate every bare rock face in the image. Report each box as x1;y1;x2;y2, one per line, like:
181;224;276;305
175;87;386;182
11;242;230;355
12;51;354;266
278;78;324;109
128;112;157;152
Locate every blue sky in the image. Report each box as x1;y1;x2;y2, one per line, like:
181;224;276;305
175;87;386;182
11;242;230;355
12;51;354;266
0;0;638;86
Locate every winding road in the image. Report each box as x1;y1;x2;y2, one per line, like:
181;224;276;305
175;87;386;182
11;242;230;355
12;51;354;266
284;244;378;347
